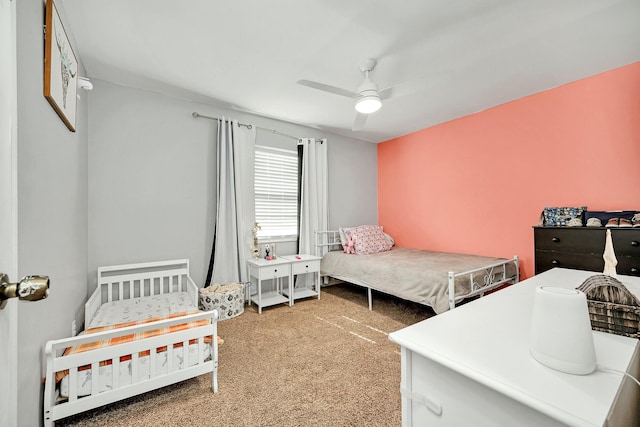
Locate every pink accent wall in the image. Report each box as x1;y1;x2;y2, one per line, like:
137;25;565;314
378;62;640;279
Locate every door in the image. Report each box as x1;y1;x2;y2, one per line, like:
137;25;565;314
0;0;19;425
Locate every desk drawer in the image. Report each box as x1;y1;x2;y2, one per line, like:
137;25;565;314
257;264;291;280
291;260;320;275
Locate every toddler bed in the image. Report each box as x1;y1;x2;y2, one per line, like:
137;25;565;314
44;259;219;427
316;229;519;314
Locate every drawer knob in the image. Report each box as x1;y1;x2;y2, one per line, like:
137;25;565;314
631;241;639;247
631;268;639;274
551;260;559;266
551;237;560;243
305;265;309;268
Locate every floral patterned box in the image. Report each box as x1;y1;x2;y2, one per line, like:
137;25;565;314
199;282;248;321
542;206;587;227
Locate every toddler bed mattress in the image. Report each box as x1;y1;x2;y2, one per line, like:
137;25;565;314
88;291;198;328
59;292;212;398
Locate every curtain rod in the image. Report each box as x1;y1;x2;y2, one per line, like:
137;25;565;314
192;111;301;141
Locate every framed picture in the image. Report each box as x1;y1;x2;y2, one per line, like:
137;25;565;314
44;0;78;132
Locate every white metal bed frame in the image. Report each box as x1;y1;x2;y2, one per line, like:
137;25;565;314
43;259;218;427
315;230;519;311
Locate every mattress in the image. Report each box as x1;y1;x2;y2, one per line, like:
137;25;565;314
88;291;197;328
321;247;517;314
59;292;211;398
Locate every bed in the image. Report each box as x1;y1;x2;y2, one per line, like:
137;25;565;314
316;229;519;314
43;259;218;427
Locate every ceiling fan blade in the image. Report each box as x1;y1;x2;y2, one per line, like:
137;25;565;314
352;112;368;131
379;71;454;100
297;80;357;99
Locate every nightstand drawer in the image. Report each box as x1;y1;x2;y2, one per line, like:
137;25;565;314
291;260;320;275
256;264;291;280
534;228;604;254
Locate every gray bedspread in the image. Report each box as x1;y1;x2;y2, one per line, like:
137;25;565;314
321;247;517;314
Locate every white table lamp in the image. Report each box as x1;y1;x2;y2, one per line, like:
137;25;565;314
530;286;596;375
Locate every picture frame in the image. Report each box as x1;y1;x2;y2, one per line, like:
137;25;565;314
44;0;78;132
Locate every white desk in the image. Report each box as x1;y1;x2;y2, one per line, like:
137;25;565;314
389;268;640;427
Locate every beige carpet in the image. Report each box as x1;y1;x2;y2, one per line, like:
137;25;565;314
58;284;434;426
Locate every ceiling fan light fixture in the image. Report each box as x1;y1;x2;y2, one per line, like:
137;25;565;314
355;94;382;114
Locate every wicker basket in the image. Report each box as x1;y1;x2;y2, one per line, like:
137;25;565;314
199;282;249;321
577;275;640;338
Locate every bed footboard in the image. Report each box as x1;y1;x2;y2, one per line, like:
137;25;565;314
447;255;519;310
43;310;218;427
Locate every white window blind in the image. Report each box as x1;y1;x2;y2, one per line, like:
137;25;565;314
254;145;299;239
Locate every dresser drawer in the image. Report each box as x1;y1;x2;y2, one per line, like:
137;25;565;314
534;251;604;274
291;260;320;275
617;257;640;276
256;263;291;280
534;228;604;254
611;229;640;257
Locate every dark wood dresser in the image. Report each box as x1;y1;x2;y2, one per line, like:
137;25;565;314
534;226;640;276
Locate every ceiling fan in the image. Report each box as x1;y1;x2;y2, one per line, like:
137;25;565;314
297;58;432;131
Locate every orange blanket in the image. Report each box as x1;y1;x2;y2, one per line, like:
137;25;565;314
55;311;219;383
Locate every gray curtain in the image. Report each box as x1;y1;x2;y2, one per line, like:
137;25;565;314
206;117;256;285
296;138;328;287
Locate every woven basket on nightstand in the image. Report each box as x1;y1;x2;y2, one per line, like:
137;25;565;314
576;274;640;339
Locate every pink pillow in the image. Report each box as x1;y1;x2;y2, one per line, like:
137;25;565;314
352;225;392;255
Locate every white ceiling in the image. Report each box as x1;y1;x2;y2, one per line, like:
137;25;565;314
58;0;640;143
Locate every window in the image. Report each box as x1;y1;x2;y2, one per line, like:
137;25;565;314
254;145;299;240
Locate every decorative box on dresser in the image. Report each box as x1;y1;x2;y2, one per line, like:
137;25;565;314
534;226;640;276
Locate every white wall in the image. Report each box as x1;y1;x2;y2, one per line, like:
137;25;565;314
88;80;378;290
16;0;89;425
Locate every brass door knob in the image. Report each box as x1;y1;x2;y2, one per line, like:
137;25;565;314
0;273;49;309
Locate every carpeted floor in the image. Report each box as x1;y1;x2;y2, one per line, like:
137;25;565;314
57;284;434;426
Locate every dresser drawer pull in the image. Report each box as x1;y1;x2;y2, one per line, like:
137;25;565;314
631;241;639;247
551;260;560;266
632;268;639;274
551;237;560;243
400;387;443;416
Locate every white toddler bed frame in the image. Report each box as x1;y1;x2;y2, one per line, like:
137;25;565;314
316;230;519;311
44;259;218;426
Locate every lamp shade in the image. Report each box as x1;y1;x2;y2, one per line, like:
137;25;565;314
529;286;596;375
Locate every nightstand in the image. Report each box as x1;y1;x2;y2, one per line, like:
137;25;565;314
281;254;322;304
246;258;292;314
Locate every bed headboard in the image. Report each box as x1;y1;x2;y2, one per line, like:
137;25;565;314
86;259;198;327
314;230;342;257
